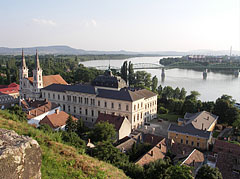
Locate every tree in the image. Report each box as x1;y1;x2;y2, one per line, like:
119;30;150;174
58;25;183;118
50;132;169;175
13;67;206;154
179;88;187;100
201;101;215;112
173;87;181;99
166;164;193;179
134;71;152;89
128;61;135;86
76;118;86;138
91;122;116;142
144;159;170;179
121;61;128;83
196;165;222;179
91;140;129;165
162;86;174;99
157;85;163;96
65;115;77;133
186;91;200;101
61;131;86;149
182;99;198;114
213;95;240;125
151;75;158;92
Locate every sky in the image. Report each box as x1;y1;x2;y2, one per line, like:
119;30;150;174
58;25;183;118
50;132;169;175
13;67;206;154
0;0;239;52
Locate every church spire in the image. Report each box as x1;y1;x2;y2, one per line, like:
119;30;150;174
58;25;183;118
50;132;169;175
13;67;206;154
35;49;40;69
21;49;27;68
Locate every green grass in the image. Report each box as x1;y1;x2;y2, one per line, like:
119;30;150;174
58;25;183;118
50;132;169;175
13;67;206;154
158;113;182;123
0;110;128;179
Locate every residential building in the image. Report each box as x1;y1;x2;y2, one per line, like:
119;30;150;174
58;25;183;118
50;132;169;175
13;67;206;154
96;113;131;140
19;49;67;100
168;111;218;150
135;138;167;166
211;140;240;179
0;83;19;109
23;99;60;126
39;110;78;130
135;137;204;176
41;71;157;129
181;149;204;176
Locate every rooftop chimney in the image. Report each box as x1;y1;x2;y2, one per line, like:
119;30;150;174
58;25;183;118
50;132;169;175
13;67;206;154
182;150;185;155
35;110;37;116
159;143;162;150
28;111;31;115
55;109;59;114
150;150;153;156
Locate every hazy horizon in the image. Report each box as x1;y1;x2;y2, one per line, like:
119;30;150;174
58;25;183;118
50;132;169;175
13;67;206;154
0;0;239;52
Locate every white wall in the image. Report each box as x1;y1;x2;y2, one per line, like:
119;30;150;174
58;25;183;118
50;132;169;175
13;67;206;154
27;106;60;127
119;118;131;140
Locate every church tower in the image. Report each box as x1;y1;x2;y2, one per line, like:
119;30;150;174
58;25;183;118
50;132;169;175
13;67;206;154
19;49;28;91
32;49;43;98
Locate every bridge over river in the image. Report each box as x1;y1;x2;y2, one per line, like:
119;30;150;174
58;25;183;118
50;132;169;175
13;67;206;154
93;62;240;71
92;62;240;78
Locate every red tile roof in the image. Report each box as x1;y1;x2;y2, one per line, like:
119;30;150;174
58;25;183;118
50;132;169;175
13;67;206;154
96;113;126;131
26;101;59;119
181;149;204;171
135;138;167;166
0;83;19;95
39;111;77;129
142;133;164;146
213;140;240;179
28;74;67;87
213;140;240;156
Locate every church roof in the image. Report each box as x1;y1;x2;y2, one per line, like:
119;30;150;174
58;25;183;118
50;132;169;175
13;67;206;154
28;74;67;87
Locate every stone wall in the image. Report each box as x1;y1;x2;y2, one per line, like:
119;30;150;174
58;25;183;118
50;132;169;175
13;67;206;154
0;128;41;179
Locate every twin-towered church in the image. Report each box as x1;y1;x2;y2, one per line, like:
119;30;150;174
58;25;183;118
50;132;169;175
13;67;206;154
19;50;67;100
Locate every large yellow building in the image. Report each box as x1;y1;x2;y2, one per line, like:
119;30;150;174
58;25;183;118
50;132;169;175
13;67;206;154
168;111;218;150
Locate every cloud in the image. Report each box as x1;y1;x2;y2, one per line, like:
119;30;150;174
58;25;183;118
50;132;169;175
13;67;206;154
83;19;97;27
32;18;56;26
91;19;97;27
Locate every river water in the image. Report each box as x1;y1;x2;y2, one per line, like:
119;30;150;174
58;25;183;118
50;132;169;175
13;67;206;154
80;57;240;102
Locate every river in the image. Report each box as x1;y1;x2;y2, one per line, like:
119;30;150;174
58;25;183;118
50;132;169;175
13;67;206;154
80;57;240;102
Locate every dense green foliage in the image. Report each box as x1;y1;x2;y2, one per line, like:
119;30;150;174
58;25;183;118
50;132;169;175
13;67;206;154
120;60;158;90
157;85;240;126
0;54;106;84
90;121;116;143
196;165;223;179
160;56;240;71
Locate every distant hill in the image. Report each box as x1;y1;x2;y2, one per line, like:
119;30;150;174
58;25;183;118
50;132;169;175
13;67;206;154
0;45;239;56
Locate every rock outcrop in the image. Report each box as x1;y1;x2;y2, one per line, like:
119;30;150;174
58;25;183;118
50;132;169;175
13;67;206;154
0;128;41;179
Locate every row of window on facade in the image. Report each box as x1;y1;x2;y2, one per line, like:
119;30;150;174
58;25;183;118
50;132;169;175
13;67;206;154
133;100;157;111
175;134;201;147
44;92;130;111
0;96;19;102
61;104;129;119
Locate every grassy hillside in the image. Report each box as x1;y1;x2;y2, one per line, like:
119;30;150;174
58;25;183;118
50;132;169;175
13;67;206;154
0;110;128;179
